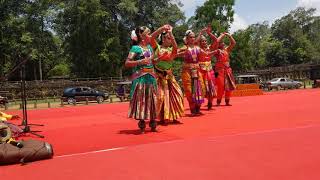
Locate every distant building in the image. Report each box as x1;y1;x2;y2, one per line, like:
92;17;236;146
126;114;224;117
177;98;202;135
243;63;320;81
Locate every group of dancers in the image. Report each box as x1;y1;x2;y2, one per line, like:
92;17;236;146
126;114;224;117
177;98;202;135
125;24;236;133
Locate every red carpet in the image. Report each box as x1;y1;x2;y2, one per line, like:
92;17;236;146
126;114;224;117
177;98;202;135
1;89;320;180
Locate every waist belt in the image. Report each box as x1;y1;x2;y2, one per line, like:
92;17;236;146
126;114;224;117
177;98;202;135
155;66;172;78
215;62;230;70
199;61;212;71
141;68;154;73
130;67;156;81
183;63;199;70
183;63;199;78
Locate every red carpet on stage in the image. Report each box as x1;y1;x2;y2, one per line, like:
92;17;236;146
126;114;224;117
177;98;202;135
1;89;320;180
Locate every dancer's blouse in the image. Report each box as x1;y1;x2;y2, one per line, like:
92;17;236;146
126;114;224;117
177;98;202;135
184;46;201;64
129;45;155;79
155;44;176;70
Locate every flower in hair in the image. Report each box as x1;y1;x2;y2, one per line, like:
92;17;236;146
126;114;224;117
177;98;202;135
131;30;138;41
185;30;193;37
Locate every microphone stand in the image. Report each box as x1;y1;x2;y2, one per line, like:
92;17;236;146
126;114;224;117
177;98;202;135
20;63;44;138
2;56;44;138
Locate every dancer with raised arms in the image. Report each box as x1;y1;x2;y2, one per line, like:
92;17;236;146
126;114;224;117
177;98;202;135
180;30;205;116
196;25;221;110
149;25;184;125
213;32;237;106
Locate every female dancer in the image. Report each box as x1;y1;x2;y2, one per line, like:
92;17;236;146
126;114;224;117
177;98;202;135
197;25;220;110
213;32;236;106
149;25;184;125
125;26;157;133
180;30;204;116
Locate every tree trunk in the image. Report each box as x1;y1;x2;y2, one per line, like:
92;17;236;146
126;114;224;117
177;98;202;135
39;59;43;81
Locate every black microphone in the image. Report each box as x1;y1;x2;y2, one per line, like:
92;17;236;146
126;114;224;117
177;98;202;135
7;140;23;148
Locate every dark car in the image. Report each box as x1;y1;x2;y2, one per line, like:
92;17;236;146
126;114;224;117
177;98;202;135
62;87;109;104
0;96;8;106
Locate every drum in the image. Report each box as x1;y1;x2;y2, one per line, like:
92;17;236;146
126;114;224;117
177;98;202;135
0;122;12;143
0;139;54;165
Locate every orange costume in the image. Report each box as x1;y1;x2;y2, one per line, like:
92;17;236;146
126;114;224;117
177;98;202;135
199;48;216;108
213;49;236;105
181;46;205;114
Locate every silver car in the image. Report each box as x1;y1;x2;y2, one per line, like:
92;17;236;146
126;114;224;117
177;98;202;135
266;78;302;90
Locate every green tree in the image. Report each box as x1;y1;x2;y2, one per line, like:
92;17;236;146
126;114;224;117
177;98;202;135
0;0;28;78
271;7;316;65
230;29;254;72
0;0;63;80
230;22;272;71
56;0;116;77
306;17;320;63
24;0;63;80
246;22;271;68
193;0;235;34
56;0;186;78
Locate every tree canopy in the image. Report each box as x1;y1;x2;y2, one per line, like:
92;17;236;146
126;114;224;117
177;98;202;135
0;0;319;80
231;7;320;72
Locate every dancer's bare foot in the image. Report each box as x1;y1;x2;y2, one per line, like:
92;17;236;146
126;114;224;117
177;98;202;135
159;120;168;126
216;99;221;106
225;99;232;106
172;120;182;124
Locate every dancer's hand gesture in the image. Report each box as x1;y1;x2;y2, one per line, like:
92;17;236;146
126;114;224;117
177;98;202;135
163;24;172;32
140;58;151;65
200;27;207;33
206;24;212;33
222;32;231;36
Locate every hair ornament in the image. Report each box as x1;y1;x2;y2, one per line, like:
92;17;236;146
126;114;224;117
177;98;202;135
131;30;138;41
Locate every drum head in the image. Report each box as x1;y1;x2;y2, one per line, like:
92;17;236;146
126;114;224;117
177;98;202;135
0;123;12;143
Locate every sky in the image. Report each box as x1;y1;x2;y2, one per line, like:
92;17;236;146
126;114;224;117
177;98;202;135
179;0;320;32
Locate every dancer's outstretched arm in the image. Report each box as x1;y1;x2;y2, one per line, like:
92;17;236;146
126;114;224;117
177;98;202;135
225;33;236;53
149;24;171;48
206;25;218;50
217;32;226;44
176;45;188;58
203;48;220;56
195;28;207;45
168;28;178;59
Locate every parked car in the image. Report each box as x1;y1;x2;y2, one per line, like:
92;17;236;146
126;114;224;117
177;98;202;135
236;75;260;84
0;96;8;106
61;87;109;104
266;78;302;90
236;74;265;89
313;79;320;88
115;81;131;101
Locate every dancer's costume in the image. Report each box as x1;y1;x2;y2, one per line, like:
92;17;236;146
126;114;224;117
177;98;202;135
154;45;184;121
199;48;217;107
128;45;157;121
0;112;15;121
181;46;205;114
213;49;236;103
